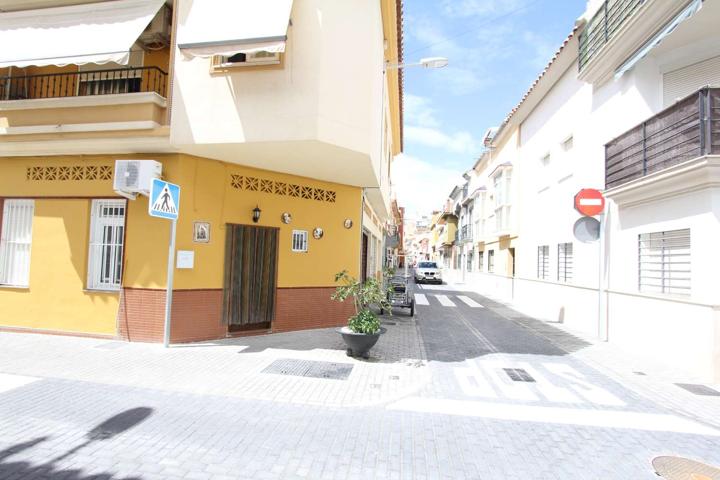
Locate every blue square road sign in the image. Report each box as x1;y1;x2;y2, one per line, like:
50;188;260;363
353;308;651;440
149;178;180;220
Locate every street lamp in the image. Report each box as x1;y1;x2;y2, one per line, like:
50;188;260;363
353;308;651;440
386;56;449;70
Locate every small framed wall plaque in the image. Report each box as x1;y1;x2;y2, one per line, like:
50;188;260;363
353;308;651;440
193;222;210;243
313;227;324;239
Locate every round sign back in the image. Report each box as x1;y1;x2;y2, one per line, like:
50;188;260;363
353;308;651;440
574;188;605;217
573;216;600;243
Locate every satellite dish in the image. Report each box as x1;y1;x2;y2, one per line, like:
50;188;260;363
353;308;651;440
573;216;600;243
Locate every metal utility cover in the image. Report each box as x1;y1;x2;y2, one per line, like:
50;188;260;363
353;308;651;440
503;368;535;382
653;455;720;479
262;358;354;380
675;383;720;396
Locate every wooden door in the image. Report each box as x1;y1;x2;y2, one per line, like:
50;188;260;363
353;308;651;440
223;224;279;331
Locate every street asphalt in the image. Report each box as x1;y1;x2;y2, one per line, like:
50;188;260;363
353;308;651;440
0;279;719;479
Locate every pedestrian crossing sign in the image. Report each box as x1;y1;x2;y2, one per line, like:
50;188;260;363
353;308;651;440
149;178;180;220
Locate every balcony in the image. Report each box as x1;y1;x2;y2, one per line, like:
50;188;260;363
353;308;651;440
578;0;644;72
0;66;168;138
605;88;720;190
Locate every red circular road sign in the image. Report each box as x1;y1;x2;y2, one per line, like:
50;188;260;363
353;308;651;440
574;188;605;216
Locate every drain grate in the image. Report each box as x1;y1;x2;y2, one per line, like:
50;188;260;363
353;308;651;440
262;358;353;380
675;383;720;397
503;368;535;382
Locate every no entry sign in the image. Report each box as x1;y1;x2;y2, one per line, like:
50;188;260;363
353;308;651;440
574;188;605;216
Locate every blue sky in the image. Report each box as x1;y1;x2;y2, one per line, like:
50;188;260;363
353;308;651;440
393;0;587;218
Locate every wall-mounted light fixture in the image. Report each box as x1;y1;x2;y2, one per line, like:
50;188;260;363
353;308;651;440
252;206;261;223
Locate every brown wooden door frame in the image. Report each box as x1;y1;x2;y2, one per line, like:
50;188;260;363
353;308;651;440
223;223;280;332
361;232;369;282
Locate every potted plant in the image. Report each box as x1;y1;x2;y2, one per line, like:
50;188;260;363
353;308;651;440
331;270;392;358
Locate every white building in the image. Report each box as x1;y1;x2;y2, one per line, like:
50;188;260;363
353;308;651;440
456;0;720;382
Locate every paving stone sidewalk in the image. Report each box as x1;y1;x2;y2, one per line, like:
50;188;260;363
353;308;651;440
0;314;429;408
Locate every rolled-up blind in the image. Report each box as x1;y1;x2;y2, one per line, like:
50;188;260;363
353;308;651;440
663;55;720;107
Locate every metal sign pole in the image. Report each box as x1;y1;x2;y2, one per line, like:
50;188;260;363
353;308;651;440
163;218;177;348
597;212;608;341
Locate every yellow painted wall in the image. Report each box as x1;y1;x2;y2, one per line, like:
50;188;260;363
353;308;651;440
126;155;362;289
0;153;362;333
0;199;118;334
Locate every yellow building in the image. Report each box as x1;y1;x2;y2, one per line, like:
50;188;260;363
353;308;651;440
0;0;402;342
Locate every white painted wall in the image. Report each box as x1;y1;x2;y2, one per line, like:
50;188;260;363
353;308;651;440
170;0;391;193
461;5;720;381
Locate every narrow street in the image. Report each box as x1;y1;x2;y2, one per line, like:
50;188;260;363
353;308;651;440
1;279;718;479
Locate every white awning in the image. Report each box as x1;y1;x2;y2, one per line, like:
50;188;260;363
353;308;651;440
615;0;703;79
0;0;165;69
177;0;294;58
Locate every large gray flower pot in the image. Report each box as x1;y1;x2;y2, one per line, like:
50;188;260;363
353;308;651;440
337;326;387;358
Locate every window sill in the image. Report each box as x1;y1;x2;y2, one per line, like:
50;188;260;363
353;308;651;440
84;288;121;294
0;284;29;290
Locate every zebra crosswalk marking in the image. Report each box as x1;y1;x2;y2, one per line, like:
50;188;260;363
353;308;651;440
457;296;483;308
435;295;456;307
414;294;429;305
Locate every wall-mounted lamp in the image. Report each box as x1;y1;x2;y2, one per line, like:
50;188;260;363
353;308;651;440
252;206;261;223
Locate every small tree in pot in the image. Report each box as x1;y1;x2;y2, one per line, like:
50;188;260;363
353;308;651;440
332;270;392;357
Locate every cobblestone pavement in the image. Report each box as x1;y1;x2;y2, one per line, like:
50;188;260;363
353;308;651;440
1;282;720;479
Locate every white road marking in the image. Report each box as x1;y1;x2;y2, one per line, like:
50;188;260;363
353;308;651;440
0;373;38;394
456;295;483;308
435;295;456;307
387;397;720;436
414;294;429;305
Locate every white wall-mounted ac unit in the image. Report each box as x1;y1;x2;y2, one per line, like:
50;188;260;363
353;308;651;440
113;160;162;200
138;5;172;48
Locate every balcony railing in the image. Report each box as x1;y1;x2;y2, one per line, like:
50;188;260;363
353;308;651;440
0;66;168;101
578;0;645;71
605;88;720;189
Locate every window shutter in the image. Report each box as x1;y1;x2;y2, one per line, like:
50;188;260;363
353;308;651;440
0;199;35;287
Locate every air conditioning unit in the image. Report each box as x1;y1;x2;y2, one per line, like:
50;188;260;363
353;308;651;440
114;160;162;200
138;5;172;48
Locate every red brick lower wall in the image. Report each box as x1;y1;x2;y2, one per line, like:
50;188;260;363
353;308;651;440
274;287;355;332
118;288;225;343
117;286;352;342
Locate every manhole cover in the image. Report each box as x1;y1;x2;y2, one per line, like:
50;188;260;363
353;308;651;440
675;384;720;397
503;368;535;382
653;456;720;479
262;358;353;380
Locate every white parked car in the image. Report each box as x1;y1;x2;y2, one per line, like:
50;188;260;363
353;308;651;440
414;261;442;284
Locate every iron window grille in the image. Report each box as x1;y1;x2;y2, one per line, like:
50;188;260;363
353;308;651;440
537;245;550;280
0;199;34;287
638;229;690;296
558;242;573;283
87;200;126;291
291;230;308;253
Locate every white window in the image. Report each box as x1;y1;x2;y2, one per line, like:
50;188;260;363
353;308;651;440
87;199;126;290
493;169;512;232
291;230;308;253
537;245;549;280
540;153;551;166
0;199;34;287
487;250;495;273
561;136;574;151
558;242;573;283
639;229;690;296
478;251;484;272
215;51;281;68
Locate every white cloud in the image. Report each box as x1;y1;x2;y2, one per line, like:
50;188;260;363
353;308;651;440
440;0;529;18
392;153;464;217
523;31;559;70
404;93;439;127
405;126;478;155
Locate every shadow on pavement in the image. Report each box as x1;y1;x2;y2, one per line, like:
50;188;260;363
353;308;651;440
0;408;153;480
